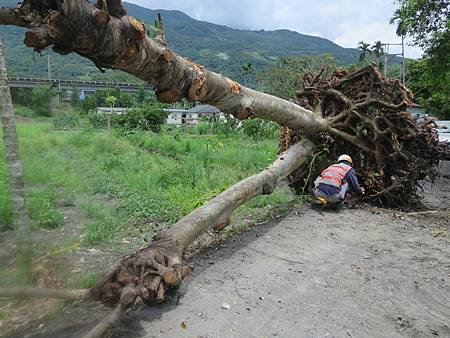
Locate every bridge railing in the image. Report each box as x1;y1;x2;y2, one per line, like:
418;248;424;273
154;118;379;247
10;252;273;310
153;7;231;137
7;77;151;89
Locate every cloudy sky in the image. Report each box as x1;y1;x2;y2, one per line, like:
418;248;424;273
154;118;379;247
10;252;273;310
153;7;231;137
128;0;422;58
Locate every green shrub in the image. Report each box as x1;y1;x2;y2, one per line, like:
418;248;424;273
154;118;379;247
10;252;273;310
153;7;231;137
31;86;54;117
81;87;134;112
114;103;168;132
53;111;80;130
71;84;81;108
241;118;279;140
13;104;35;118
195;123;210;135
27;190;64;229
32;207;65;229
202;114;240;137
88;112;108;129
10;88;32;106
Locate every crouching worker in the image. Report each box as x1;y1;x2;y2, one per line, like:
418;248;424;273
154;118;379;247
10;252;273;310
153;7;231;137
313;154;365;206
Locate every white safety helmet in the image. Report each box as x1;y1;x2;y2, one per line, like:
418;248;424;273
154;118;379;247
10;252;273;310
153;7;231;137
338;154;353;164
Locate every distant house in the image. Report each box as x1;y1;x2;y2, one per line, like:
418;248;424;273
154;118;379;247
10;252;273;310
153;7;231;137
165;105;224;125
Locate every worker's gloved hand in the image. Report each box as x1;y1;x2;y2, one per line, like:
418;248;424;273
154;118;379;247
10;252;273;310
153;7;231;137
360;187;365;195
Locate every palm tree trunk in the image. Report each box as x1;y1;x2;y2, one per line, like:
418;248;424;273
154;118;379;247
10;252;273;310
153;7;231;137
0;38;32;283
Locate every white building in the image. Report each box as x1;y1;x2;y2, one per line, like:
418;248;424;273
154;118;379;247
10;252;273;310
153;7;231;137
94;105;225;125
165;105;225;125
96;107;130;115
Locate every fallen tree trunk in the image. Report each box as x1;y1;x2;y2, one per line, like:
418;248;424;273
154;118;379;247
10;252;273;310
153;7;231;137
0;1;442;337
0;139;314;337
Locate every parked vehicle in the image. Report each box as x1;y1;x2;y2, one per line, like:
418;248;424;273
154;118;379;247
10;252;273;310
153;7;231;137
435;120;450;159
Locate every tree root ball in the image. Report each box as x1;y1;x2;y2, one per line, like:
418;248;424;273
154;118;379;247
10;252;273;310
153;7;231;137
280;65;444;208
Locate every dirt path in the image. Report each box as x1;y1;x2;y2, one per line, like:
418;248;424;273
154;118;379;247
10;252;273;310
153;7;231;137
14;167;450;338
112;208;448;338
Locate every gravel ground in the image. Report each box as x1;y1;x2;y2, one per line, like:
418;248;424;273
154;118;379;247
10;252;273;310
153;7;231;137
15;163;450;338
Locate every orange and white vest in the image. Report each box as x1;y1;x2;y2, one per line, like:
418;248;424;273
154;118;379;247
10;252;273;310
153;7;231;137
316;163;352;188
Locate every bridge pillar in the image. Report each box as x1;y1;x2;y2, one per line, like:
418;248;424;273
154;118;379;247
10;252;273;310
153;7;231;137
51;90;61;109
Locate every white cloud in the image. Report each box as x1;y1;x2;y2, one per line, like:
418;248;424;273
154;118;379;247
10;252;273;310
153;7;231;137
128;0;423;59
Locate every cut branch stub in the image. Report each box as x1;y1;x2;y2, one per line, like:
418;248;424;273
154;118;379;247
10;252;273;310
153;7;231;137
155;13;167;46
94;9;110;28
156;89;182;103
105;0;127;18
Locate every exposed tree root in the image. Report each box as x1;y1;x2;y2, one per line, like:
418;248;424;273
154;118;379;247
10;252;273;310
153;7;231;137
280;65;443;208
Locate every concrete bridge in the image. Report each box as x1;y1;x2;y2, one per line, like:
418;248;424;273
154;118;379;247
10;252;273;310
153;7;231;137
7;77;152;93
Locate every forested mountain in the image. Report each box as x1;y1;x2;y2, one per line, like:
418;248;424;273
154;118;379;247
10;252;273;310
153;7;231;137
0;1;360;82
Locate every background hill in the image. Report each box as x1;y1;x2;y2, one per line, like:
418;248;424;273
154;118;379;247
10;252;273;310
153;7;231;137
0;1;360;82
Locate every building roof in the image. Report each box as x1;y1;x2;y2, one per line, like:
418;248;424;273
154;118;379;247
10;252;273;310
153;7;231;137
187;105;220;114
164;108;188;113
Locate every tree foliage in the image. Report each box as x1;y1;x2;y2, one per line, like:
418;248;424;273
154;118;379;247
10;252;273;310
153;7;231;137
371;41;384;67
259;54;336;99
406;58;450;119
358;41;372;63
394;0;450;118
81;87;133;112
31;86;54;116
114;103;168;132
241;118;279;140
70;84;80;109
241;62;253;87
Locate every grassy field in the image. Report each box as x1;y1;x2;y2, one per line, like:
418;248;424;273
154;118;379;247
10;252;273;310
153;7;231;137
0;121;302;255
0;117;309;334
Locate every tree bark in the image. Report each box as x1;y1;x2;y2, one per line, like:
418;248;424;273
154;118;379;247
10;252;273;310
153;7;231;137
0;287;92;300
0;0;327;135
163;139;314;249
0;38;32;283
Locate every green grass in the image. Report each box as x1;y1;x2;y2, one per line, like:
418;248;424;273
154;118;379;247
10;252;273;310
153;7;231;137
82;201;121;246
1;120;301;246
0;123;89;231
68;271;100;289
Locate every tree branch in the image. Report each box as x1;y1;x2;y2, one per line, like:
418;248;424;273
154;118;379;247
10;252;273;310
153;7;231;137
155;13;167;46
0;287;93;301
0;7;28;27
82;304;124;338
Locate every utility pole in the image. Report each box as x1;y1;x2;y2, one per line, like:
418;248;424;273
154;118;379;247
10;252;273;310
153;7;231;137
401;35;405;84
384;52;388;77
381;42;405;83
